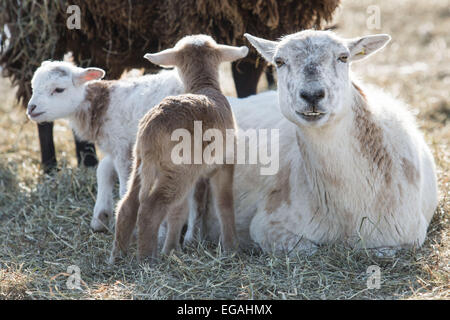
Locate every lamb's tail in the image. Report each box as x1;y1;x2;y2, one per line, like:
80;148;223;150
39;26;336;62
126;144;142;194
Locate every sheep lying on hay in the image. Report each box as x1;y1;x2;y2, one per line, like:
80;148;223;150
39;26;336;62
192;30;438;255
0;0;340;172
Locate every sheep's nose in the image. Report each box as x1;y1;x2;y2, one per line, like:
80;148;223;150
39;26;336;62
300;89;325;105
27;104;37;114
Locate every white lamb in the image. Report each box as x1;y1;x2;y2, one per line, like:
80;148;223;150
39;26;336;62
191;30;438;254
27;61;184;231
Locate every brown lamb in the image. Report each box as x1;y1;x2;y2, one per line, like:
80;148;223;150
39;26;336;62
109;35;249;263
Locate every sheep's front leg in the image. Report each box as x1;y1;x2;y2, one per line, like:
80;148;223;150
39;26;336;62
91;155;116;232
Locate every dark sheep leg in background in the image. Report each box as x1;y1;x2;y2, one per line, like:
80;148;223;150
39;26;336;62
231;60;265;98
37;122;57;173
37;122;98;173
265;65;275;88
74;133;98;167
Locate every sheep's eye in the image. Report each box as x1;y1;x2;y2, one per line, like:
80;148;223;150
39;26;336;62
54;88;65;94
274;58;285;68
338;55;348;63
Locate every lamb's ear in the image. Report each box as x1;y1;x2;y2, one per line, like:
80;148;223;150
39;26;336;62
244;33;277;62
41;60;52;66
73;68;106;86
347;34;391;62
144;48;178;67
217;45;249;62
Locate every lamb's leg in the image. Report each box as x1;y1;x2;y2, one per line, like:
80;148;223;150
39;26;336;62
91;156;116;232
136;186;169;262
184;178;210;246
114;152;132;197
209;164;238;252
137;169;196;262
109;158;141;264
162;197;189;255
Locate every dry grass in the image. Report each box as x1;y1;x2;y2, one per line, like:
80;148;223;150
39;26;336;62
0;0;448;300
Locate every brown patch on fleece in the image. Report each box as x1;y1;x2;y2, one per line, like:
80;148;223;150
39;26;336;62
352;83;393;185
401;157;419;185
76;81;114;142
265;164;292;214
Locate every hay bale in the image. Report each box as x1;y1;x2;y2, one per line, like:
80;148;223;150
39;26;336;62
0;0;66;104
1;0;340;105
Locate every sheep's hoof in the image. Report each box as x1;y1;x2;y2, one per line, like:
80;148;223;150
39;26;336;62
162;244;182;256
90;211;112;232
108;245;124;265
222;239;240;254
107;254;116;265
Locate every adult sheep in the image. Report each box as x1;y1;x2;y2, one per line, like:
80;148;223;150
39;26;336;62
189;30;438;254
0;0;340;172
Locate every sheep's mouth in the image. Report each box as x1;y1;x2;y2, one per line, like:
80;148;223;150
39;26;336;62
295;110;326;121
28;111;45;119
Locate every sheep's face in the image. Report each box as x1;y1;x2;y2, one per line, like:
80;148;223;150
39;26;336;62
28;61;105;123
245;31;390;128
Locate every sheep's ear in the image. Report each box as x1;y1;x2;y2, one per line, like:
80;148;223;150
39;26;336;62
41;60;52;66
347;34;391;62
217;45;249;62
244;33;277;62
144;48;178;67
73;68;106;86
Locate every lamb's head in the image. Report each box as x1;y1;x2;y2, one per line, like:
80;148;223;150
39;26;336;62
143;34;248;80
27;61;105;122
245;30;390;127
